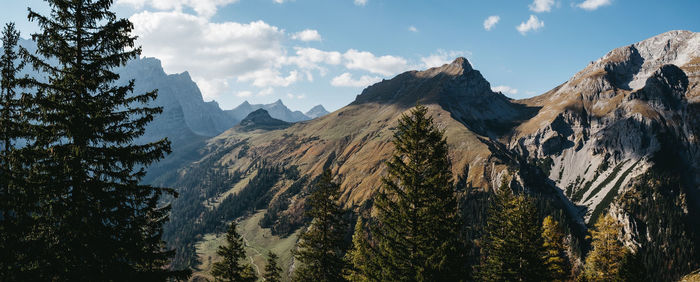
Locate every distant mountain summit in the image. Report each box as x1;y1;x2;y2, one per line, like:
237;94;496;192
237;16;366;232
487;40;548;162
225;99;315;124
237;109;290;132
305;105;330;119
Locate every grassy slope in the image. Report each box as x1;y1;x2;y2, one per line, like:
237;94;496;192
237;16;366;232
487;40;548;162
192;210;300;282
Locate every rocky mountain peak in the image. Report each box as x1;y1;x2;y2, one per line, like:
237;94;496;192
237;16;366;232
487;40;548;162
562;31;698;95
416;57;474;78
238;109;290;131
305;105;330;119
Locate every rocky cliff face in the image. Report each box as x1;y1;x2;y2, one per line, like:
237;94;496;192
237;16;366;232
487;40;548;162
116;57;236;139
510;30;699;223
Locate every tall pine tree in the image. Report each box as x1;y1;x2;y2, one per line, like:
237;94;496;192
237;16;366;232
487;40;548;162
478;179;545;281
584;215;627;281
211;222;257;282
542;215;570;281
17;0;188;279
345;216;379;282
370;104;468;281
263;251;282;282
0;21;33;280
293;169;348;282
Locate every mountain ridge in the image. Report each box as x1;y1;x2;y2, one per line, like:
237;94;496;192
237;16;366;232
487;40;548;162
156;30;699;279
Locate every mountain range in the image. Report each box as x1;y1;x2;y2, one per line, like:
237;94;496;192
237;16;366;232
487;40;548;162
152;30;700;280
18;39;329;143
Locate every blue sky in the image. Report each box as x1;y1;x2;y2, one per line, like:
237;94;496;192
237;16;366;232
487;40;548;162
2;0;699;112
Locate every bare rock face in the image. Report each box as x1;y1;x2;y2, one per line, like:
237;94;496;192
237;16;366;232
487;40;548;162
510;30;700;225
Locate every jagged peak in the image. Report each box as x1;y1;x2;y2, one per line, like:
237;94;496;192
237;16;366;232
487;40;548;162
308;104;326;111
562;30;698;93
415;57;474;78
272;99;285;106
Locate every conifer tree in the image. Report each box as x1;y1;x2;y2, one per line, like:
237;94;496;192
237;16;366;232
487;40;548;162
371;105;468;281
17;0;188;279
293;169;348;282
345;217;379;282
263;251;282;282
542;215;570;281
478;179;545;281
211;222;257;282
584;215;627;281
0;21;32;280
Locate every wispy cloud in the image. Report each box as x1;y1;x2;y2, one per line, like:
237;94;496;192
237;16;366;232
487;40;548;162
354;0;367;6
286;93;306;99
577;0;611;10
116;0;238;18
516;15;544;35
408;25;418;32
529;0;555;13
483;15;500;31
492;85;519;95
331;72;381;87
420;50;471;69
343;49;409;76
292;29;322;41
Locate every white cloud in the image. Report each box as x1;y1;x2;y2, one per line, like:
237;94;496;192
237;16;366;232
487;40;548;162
291;29;322;42
130;11;292;98
257;87;274;96
116;0;237;18
331;72;382;87
354;0;367;6
577;0;611;10
286;93;306;99
194;78;229;100
516;15;544;35
286;48;342;69
492;85;519;95
420;50;471;69
483;16;500;31
529;0;555;13
343;49;409;76
408;26;418;32
238;69;301;88
236;90;253;97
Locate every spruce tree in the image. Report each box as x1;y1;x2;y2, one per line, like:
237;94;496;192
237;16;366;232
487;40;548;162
478;179;516;280
584;215;627;281
370;104;468;281
293;169;348;282
17;0;188;280
263;251;282;282
542;215;570;281
478;179;545;281
211;222;257;282
345;217;379;282
0;21;32;280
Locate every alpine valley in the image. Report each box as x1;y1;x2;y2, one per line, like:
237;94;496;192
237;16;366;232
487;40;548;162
132;30;700;281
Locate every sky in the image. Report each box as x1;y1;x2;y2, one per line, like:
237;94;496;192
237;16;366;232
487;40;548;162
2;0;699;112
